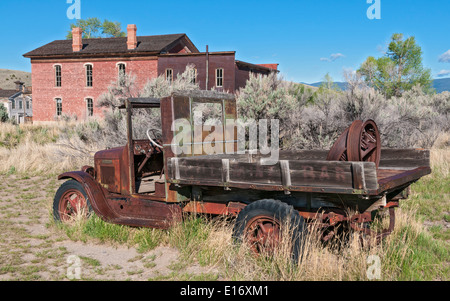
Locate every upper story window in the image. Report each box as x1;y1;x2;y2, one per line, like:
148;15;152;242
18;99;23;110
86;98;94;117
54;65;62;87
85;64;93;87
165;68;173;84
56;98;62;116
11;99;15;110
117;63;126;77
26;100;30;110
216;68;224;87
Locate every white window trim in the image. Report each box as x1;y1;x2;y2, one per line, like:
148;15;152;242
165;68;173;83
84;63;94;87
85;97;94;117
54;97;63;116
54;64;62;87
216;68;224;88
116;62;127;79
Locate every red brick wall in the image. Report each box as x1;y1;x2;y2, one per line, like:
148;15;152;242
234;64;274;92
31;58;158;122
31;53;275;122
235;66;250;92
157;53;236;92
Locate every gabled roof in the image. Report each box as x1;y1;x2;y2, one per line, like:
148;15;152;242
0;89;20;98
23;34;199;58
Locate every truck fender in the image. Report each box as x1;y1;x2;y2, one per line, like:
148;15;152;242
58;171;119;222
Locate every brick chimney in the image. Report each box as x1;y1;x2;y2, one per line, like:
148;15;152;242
14;81;25;92
72;27;83;52
127;24;137;50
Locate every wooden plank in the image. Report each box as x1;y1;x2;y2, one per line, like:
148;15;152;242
377;166;431;193
289;160;354;189
222;159;230;183
278;150;329;161
170;157;180;180
351;162;366;190
176;159;223;182
280;160;291;195
363;162;378;190
168;155;379;192
228;161;282;185
380;149;430;169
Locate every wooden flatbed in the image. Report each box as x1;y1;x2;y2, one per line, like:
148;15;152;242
167;148;431;212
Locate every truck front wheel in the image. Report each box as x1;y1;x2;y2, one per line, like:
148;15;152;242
232;199;307;263
53;180;93;223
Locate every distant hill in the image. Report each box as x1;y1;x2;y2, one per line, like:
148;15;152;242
304;81;348;91
0;69;31;90
305;79;450;93
433;78;450;93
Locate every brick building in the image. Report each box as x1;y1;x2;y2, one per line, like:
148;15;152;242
23;25;278;122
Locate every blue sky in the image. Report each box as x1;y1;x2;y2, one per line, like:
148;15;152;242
1;0;449;83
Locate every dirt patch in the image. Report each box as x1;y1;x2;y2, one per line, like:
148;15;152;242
0;173;219;281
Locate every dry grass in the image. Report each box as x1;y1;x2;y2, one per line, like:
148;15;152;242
177;201;442;281
2;123;448;280
430;132;449;178
0;122;93;175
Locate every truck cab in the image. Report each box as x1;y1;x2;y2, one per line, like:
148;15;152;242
55;90;237;228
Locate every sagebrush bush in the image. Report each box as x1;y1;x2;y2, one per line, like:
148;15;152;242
52;68;448;166
237;72;450;150
57;65;200;153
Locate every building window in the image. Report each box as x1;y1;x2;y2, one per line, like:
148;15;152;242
11;99;15;110
19;99;23;110
118;63;126;77
56;98;62;116
26;101;30;110
86;98;94;117
85;64;93;87
190;68;197;84
55;65;62;87
216;68;224;87
165;68;173;84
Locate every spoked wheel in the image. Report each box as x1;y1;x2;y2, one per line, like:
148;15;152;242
232;199;307;262
358;120;381;167
244;216;281;255
326;126;351;162
53;180;93;223
328;119;381;168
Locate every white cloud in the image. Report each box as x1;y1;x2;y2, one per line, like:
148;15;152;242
320;53;345;62
437;69;450;77
438;50;450;63
330;53;345;61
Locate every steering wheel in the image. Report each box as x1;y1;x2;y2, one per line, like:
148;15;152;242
146;129;163;149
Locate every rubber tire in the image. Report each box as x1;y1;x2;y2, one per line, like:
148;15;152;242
232;199;307;263
53;180;93;223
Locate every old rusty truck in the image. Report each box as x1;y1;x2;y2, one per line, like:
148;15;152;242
53;90;431;260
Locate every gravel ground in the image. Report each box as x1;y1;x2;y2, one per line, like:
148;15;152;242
0;173;219;281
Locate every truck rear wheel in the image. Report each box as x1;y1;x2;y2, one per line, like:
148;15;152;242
53;180;93;223
232;199;307;263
